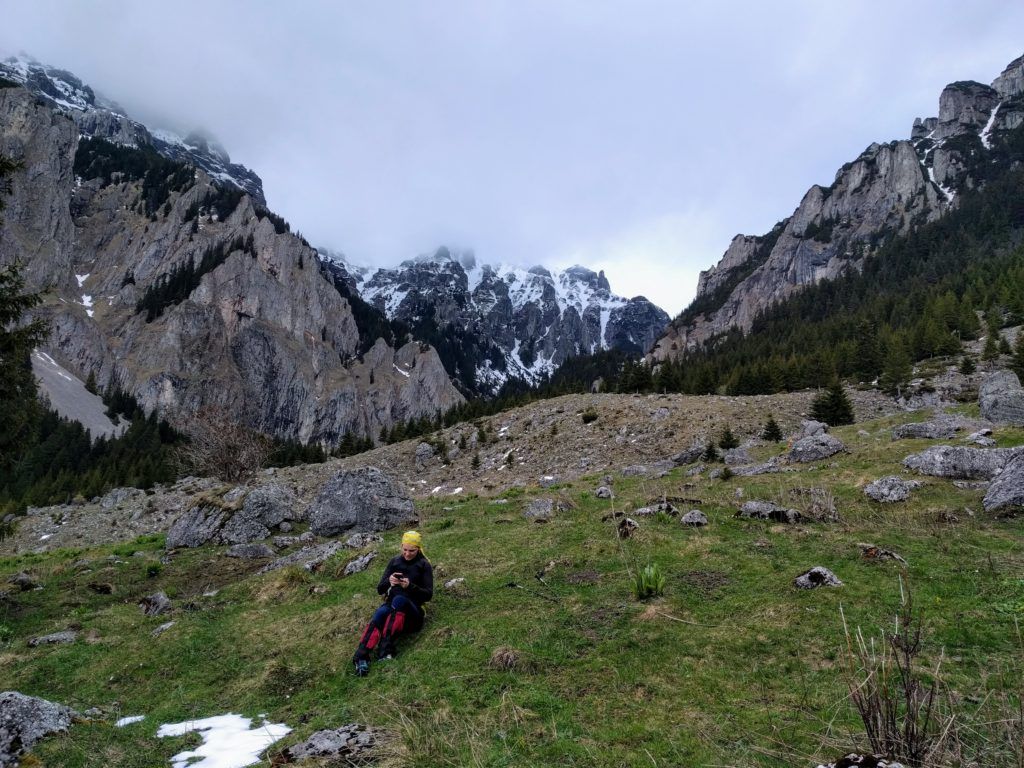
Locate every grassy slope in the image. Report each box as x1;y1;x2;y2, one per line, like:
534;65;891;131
1;411;1022;767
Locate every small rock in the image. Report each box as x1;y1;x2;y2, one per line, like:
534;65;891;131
671;443;706;466
152;621;176;637
343;551;378;576
863;476;922;503
633;501;678;517
680;510;708;527
280;723;379;763
685;464;705;477
595;485;613;499
274;531;317;549
7;572;41;591
0;691;76;767
259;541;346;575
344;532;383;549
139;591;171;617
736;500;801;524
278;521;293;533
620;465;648;477
444;577;466;589
794;566;843;589
225;543;276;559
857;430;870;437
794;420;828;439
28;630;79;647
539;475;559;488
617;518;639;539
816;753;906;768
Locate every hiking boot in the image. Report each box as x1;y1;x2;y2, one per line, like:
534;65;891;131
354;659;370;677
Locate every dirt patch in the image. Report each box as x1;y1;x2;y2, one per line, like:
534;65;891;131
566;569;601;585
682;570;730;593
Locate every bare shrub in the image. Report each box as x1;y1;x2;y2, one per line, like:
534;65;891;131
174;407;272;482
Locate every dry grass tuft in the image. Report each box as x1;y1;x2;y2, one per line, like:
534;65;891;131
488;646;523;671
253;566;311;603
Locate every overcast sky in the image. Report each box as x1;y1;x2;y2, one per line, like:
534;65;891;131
4;2;1023;315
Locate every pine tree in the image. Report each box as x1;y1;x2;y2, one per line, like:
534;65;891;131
998;334;1012;355
810;381;855;426
471;451;480;470
762;415;783;442
881;337;912;395
718;427;739;450
982;331;1000;361
959;355;976;375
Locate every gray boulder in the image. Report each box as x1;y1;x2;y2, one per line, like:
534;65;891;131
139;591;171;617
788;434;845;463
308;468;415;537
966;429;996;446
864;476;922;503
902;445;1024;479
258;541;345;575
274;531;317;549
979;370;1024;425
633;501;679;517
732;458;785;477
219;484;298;545
736;500;801;524
594;485;613;499
620;465;649;477
166;502;231;549
414;442;435;469
280;723;378;763
724;447;752;466
891;419;961;440
225;543;276;559
0;691;75;767
680;510;708;526
27;630;78;647
794;566;843;589
523;498;554;520
983;452;1024;513
344;532;383;549
795;420;828;439
7;573;40;592
671;443;707;466
343;551;378;576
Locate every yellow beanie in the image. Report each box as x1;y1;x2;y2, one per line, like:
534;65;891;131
402;530;423;554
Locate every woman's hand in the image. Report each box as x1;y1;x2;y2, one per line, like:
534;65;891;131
389;574;408;587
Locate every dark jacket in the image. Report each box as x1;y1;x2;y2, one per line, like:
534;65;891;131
377;552;433;608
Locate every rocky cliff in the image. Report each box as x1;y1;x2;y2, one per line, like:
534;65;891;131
0;84;463;445
651;53;1024;361
0;54;265;203
332;247;669;395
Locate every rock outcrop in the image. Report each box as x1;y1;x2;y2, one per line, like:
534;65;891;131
902;445;1024;479
979;371;1024;425
788;434;845;463
864;476;922;503
307;467;415;537
982;452;1024;513
165;484;299;549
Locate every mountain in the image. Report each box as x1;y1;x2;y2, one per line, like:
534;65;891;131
651;53;1024;362
0;54;265;204
325;247;670;395
0;61;463;445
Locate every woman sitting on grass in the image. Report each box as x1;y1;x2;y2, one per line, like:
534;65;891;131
352;530;433;676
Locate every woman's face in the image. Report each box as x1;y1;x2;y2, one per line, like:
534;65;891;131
401;544;419;561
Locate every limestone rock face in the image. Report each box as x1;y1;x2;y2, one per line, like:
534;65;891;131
982;452;1024;513
902;445;1024;479
650;54;1023;362
788;434;845;463
307;467;416;537
864;476;922;503
0;691;76;768
979;371;1024;426
0;83;463;446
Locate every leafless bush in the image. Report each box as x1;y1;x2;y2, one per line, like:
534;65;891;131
174;407;272;481
840;583;1024;767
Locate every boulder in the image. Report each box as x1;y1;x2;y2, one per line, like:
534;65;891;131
225;543;276;559
274;532;316;549
723;447;752;466
280;723;378;763
891;419;961;440
343;551;378;576
99;487;142;509
794;420;828;439
414;442;435;469
633;501;678;517
594;485;613;499
7;572;40;592
794;566;843;589
165;503;231;549
308;468;416;537
966;429;996;446
788;434;845;463
523;499;554;520
139;591;171;617
258;541;345;575
680;510;708;527
671;443;707;466
902;445;1024;479
979;370;1024;425
736;500;801;524
27;630;78;647
982;452;1024;513
617;518;639;539
0;692;75;767
863;476;922;503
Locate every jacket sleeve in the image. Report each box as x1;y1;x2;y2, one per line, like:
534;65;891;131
410;560;433;604
377;560;395;596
